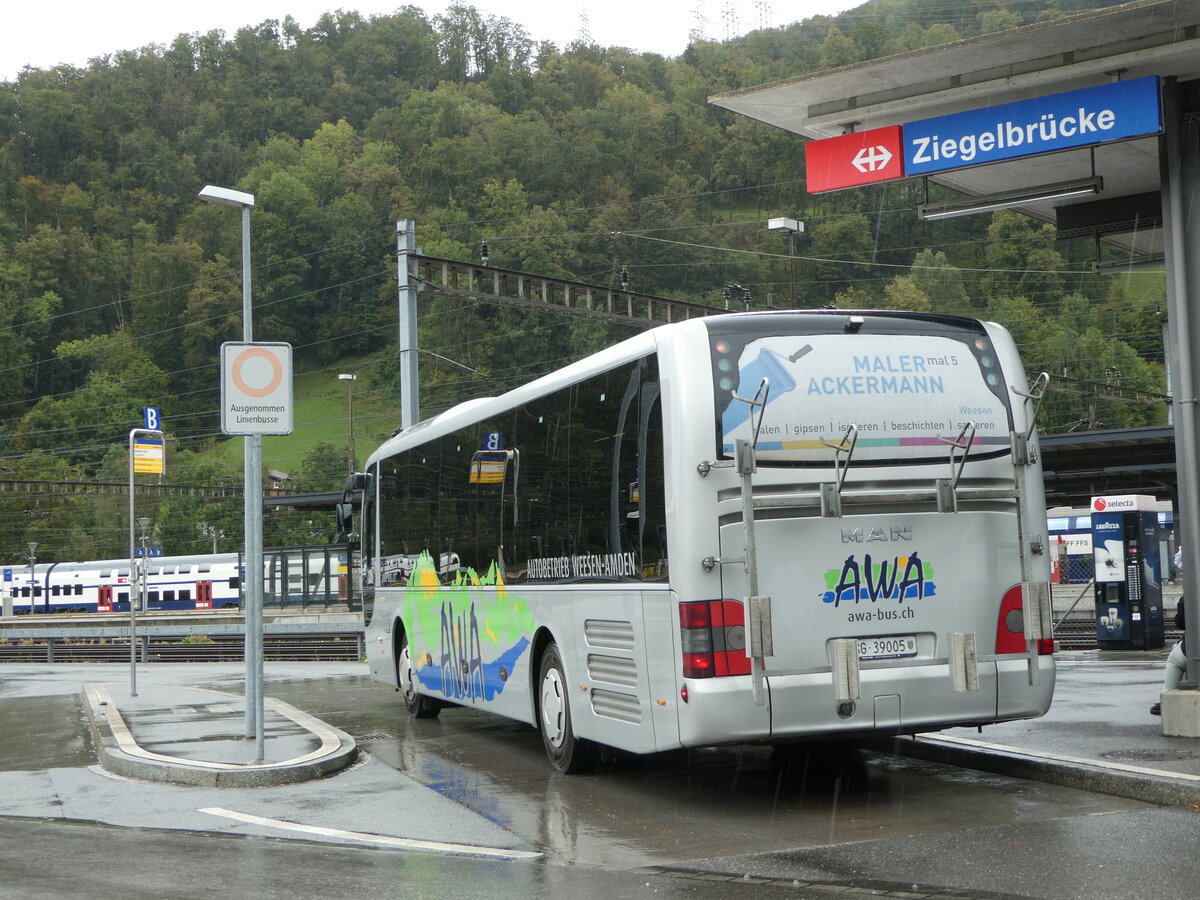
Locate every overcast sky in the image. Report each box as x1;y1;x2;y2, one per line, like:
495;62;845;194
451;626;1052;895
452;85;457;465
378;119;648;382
4;1;859;82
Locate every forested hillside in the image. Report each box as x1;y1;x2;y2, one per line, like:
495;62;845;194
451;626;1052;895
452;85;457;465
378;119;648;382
0;0;1164;561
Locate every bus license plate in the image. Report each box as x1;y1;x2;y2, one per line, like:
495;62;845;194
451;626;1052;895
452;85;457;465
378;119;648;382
857;635;917;660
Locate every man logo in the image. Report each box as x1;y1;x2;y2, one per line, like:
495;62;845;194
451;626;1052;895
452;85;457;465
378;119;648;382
842;526;913;543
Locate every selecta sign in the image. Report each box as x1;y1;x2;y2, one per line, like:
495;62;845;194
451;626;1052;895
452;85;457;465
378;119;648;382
1091;494;1159;513
804;75;1162;192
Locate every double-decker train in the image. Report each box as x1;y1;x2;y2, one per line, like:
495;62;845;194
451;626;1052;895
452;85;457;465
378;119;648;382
2;545;353;615
2;553;242;614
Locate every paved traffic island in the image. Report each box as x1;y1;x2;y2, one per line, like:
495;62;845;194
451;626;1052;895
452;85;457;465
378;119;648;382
82;682;358;787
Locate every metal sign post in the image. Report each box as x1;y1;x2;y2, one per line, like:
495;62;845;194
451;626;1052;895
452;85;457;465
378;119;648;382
128;427;164;697
219;340;293;763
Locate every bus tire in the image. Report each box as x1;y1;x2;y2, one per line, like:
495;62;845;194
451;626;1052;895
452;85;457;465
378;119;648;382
538;642;597;774
398;632;440;719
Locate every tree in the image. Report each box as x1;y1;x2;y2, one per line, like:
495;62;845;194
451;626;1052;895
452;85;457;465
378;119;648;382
818;26;859;68
910;249;971;314
881;275;931;311
295;441;347;491
980;210;1066;307
811;215;874;299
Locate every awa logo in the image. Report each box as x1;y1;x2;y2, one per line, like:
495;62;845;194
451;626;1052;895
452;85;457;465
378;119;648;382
819;552;937;608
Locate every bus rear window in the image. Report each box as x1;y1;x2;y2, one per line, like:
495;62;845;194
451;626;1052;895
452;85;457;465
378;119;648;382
711;322;1014;465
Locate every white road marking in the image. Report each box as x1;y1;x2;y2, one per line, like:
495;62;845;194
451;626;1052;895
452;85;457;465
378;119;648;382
199;807;542;860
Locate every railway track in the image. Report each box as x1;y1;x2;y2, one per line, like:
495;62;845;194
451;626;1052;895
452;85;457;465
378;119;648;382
0;634;362;663
1052;613;1182;651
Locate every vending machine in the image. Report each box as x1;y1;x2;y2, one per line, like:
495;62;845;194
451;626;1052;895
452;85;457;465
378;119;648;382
1091;494;1164;650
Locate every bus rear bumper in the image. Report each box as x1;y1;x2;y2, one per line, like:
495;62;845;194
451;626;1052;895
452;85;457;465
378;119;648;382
676;656;1055;747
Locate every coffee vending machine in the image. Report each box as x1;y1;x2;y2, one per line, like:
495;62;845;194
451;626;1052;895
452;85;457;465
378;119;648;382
1091;494;1164;651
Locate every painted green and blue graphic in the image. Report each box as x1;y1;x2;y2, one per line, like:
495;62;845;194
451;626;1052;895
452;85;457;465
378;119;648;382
402;551;536;702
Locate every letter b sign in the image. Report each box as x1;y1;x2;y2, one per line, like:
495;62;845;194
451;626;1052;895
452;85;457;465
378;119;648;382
143;407;161;431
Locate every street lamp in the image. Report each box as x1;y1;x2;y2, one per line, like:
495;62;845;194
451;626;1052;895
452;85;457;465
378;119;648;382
768;216;804;308
199;182;265;761
338;373;357;475
26;542;37;615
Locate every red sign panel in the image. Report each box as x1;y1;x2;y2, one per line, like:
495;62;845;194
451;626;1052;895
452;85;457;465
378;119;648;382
805;125;905;193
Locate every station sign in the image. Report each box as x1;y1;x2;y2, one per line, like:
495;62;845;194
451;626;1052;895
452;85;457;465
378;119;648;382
220;342;294;436
805;125;904;193
132;434;164;474
904;76;1162;177
804;75;1162;191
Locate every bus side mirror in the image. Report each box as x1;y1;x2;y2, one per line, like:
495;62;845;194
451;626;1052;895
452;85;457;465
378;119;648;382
335;502;353;536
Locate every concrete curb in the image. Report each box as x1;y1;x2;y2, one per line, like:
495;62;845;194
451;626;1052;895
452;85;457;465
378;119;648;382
83;684;358;788
878;733;1200;808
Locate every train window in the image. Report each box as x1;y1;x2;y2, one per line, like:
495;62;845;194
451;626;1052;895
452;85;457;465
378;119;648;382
75;585;83;595
118;591;129;602
161;566;176;575
33;587;41;596
149;591;160;603
118;568;130;578
163;591;175;602
100;569;111;579
198;564;211;573
52;586;61;596
20;587;29;597
179;589;190;603
149;567;162;576
228;577;240;589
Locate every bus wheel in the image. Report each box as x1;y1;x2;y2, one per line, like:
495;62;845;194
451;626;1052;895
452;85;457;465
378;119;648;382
538;643;597;774
398;633;440;719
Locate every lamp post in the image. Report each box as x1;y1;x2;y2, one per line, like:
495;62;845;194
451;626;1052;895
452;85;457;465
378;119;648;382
26;542;37;615
199;183;264;761
768;217;804;308
338;373;357;475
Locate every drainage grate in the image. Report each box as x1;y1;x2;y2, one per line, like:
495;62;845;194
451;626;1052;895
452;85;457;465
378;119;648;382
354;732;395;742
1099;748;1200;762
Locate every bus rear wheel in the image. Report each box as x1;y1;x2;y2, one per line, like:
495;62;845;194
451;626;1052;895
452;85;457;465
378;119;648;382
398;633;440;719
538;642;597;774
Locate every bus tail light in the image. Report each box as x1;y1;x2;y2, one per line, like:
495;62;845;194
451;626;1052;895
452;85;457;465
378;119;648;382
680;600;752;678
995;585;1054;654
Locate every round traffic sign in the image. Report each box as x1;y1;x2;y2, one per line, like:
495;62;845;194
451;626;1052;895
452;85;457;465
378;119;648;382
231;347;284;398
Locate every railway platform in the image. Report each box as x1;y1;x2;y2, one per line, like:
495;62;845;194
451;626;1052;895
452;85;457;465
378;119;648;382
894;648;1200;807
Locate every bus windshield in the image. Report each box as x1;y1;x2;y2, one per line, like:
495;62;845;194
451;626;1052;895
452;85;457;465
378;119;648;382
710;315;1015;465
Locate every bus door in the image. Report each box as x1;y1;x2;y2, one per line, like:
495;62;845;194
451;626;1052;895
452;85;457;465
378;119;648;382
196;581;213;610
97;585;113;613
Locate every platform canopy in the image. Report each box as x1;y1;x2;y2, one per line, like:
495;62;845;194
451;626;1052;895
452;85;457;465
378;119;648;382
709;0;1200;260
